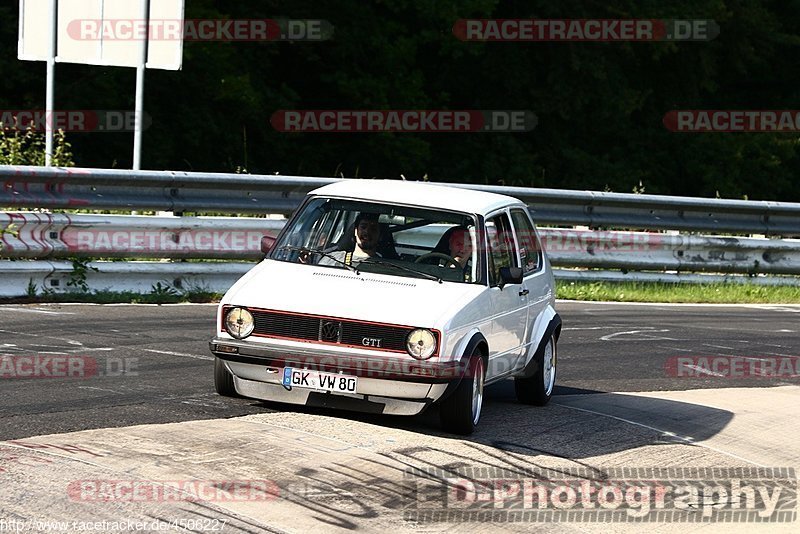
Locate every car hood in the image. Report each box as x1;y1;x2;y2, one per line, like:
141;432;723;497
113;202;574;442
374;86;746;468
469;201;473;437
222;259;484;329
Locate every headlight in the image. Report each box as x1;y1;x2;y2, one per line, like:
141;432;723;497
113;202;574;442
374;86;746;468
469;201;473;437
225;307;254;339
406;329;436;360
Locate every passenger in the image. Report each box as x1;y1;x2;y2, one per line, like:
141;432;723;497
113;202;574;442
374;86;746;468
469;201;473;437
447;226;473;271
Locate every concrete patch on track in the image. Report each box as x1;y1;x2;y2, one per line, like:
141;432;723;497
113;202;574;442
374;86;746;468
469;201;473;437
2;386;798;532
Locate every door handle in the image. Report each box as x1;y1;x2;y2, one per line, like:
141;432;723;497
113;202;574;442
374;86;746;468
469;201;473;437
519;288;529;297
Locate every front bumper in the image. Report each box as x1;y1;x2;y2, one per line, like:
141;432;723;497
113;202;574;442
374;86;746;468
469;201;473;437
231;374;444;416
209;338;465;415
209;338;466;383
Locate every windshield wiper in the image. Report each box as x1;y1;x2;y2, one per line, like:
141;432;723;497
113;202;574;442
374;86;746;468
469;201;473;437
359;258;442;284
276;245;361;275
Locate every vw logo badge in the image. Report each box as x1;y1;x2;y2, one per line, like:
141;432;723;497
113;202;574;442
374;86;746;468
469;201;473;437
321;321;340;341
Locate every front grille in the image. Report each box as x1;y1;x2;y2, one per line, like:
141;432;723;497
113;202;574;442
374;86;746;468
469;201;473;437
252;312;319;341
224;307;438;354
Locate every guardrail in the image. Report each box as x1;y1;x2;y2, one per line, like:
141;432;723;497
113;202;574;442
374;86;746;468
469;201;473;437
1;260;794;299
2;165;800;297
2;212;800;274
2;212;800;297
0;260;253;297
3;165;800;235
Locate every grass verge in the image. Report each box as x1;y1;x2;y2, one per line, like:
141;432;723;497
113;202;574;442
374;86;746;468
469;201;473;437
557;281;800;304
2;282;799;305
0;289;223;305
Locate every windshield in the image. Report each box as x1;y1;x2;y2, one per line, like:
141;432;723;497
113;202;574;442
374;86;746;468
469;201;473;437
271;197;482;284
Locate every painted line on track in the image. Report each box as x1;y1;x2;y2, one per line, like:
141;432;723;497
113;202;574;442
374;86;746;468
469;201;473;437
142;349;213;361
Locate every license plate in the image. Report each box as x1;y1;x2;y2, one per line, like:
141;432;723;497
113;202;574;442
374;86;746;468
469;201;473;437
282;368;357;393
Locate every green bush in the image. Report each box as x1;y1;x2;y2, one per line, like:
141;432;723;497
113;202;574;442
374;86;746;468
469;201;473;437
0;127;74;167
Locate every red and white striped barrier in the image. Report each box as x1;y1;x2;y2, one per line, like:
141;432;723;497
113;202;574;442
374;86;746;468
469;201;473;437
1;213;283;260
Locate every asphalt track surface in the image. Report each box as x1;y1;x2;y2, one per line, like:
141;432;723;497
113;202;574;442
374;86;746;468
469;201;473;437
1;301;798;441
1;302;799;534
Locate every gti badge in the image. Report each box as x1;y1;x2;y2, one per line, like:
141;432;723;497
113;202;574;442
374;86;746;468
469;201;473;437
362;337;382;348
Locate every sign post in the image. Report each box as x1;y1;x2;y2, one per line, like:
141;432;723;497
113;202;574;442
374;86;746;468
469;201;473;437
19;0;185;169
133;0;151;170
44;0;56;166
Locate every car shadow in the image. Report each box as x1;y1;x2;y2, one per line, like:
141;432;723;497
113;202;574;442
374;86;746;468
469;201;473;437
250;379;734;461
244;384;739;530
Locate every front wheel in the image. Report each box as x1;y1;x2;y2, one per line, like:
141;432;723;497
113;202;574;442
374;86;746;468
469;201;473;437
515;334;556;406
214;358;241;397
440;351;485;435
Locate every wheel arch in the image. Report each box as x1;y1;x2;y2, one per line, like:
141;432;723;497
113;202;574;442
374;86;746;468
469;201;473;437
517;311;562;379
438;331;488;403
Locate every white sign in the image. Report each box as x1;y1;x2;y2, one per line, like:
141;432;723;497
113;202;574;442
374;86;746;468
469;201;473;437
18;0;184;71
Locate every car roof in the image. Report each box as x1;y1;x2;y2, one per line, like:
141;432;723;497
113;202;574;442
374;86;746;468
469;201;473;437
309;179;524;215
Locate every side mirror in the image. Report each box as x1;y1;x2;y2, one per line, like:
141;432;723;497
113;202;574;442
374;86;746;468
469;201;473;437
499;266;523;288
261;235;277;254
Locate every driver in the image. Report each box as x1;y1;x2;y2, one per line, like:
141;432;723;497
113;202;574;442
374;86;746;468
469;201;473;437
318;212;382;266
352;212;381;260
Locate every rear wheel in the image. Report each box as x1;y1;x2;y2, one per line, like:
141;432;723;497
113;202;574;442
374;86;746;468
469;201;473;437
515;334;556;406
214;358;240;397
440;351;485;435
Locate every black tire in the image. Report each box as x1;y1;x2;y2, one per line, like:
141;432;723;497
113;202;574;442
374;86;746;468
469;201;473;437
515;334;557;406
214;358;240;397
440;351;485;435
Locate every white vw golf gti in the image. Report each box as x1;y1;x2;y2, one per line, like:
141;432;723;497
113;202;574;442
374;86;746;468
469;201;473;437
210;180;561;434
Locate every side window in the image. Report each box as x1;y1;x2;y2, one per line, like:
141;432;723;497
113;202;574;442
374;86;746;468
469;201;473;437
510;209;542;274
485;213;518;287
